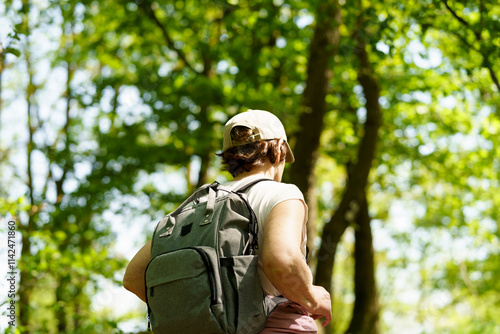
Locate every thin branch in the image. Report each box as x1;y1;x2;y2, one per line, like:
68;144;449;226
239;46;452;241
26;54;36;208
479;0;485;31
449;31;480;53
441;0;481;41
137;0;200;74
447;31;500;92
486;63;500;92
440;0;499;92
212;5;237;24
459;262;478;296
55;58;73;205
441;0;470;28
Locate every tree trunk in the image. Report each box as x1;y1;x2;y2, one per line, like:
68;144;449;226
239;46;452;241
315;14;382;334
18;50;37;334
56;275;70;333
18;225;33;333
344;23;381;334
346;193;379;334
55;52;74;333
288;1;341;258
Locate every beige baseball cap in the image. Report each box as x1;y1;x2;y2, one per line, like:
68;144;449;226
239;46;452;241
223;109;295;163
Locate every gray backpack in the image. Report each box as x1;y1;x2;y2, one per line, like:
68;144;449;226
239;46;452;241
145;179;286;334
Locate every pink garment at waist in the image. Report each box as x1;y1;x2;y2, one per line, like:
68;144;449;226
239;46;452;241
258;300;318;334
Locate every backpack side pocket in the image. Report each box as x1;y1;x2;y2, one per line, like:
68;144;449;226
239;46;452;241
231;255;267;334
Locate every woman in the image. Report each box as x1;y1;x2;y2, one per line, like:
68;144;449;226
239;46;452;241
124;109;331;333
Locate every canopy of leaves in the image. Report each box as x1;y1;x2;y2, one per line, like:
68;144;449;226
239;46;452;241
1;0;499;333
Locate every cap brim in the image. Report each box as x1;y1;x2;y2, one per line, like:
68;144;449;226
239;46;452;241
284;141;295;163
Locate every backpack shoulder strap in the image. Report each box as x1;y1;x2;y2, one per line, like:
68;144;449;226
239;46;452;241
232;177;275;193
225;178;275;255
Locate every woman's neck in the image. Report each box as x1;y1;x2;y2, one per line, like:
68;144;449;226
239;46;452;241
232;162;277;182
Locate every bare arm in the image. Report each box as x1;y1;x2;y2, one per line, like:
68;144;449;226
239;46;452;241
261;199;332;327
123;240;151;303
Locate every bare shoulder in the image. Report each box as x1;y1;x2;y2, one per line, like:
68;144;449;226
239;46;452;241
251;180;305;201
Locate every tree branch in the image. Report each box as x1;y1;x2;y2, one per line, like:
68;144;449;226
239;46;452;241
449;31;480;53
441;0;481;41
485;61;500;92
441;0;470;28
446;32;500;92
479;0;485;30
137;0;200;74
441;0;499;92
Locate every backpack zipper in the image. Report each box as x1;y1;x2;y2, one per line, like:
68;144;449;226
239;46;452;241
190;247;217;306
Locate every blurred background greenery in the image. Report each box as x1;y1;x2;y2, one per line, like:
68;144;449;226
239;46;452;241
1;0;499;333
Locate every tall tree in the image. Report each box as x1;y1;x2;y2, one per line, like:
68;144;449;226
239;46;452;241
288;0;341;256
314;5;382;334
344;14;382;334
4;2;128;331
16;3;38;329
18;46;37;333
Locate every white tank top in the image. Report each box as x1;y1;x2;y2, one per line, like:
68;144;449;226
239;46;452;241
222;175;309;296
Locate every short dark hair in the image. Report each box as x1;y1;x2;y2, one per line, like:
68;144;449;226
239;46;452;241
217;126;286;177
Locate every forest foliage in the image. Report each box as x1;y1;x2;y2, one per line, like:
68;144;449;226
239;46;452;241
1;0;499;333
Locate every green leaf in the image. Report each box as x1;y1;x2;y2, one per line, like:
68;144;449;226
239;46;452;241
5;47;21;57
